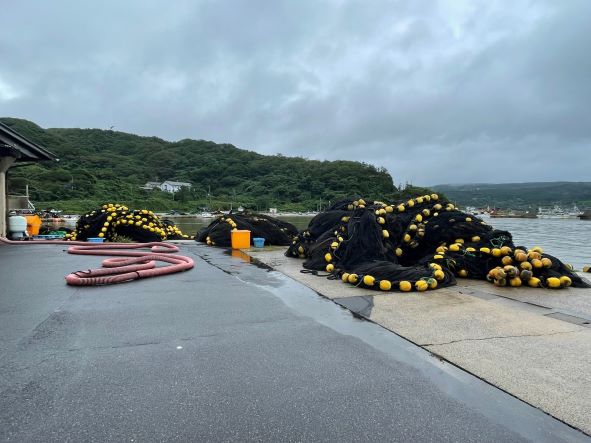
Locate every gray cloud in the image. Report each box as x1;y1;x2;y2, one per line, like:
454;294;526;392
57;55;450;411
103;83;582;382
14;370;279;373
1;0;589;186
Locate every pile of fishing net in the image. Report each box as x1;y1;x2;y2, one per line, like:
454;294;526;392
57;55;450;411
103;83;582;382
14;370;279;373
65;203;192;242
196;213;298;247
286;195;590;292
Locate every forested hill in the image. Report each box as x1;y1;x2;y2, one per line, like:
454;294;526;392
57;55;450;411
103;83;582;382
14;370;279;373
1;117;398;212
433;182;591;209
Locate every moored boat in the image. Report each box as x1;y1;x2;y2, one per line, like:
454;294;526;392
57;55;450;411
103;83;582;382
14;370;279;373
490;209;537;219
537;205;582;219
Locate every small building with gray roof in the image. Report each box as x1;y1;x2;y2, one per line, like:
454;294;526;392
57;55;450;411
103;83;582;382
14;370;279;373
0;121;58;236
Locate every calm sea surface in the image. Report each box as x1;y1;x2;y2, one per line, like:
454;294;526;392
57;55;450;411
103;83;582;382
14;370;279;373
51;215;591;270
479;217;591;270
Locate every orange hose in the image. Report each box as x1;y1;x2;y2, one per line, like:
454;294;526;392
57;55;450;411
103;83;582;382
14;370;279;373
0;238;194;286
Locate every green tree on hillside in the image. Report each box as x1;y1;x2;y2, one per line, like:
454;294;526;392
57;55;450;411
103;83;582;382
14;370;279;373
0;117;416;212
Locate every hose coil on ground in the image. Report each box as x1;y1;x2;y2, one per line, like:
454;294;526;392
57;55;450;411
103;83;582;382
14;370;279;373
0;238;194;286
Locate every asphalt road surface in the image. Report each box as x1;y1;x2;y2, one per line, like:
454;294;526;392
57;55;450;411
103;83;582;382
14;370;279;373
0;243;588;442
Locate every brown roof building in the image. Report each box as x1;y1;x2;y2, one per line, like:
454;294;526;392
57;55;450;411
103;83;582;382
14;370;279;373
0;121;58;236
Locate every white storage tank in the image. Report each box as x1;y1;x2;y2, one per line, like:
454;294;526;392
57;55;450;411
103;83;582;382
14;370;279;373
8;216;28;239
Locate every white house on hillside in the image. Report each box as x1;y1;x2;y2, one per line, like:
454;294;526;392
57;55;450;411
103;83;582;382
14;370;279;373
160;180;192;192
159;181;192;193
141;180;192;193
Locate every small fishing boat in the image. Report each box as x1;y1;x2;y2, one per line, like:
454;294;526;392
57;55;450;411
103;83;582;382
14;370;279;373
490;209;537;219
537;205;583;218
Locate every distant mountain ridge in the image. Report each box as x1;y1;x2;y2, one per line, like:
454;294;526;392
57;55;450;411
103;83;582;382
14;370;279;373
1;117;400;212
433;182;591;209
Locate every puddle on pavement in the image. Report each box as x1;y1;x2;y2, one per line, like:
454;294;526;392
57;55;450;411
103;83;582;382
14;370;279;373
230;249;252;262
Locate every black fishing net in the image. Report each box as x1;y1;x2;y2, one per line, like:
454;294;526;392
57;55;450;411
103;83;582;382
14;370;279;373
286;195;590;292
65;203;192;242
196;213;298;247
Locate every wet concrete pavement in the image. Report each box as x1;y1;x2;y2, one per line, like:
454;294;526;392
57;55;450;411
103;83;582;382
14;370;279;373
0;243;589;442
249;247;591;435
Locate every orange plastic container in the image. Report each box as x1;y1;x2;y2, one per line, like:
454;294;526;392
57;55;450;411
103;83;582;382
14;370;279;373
231;230;251;249
25;214;42;236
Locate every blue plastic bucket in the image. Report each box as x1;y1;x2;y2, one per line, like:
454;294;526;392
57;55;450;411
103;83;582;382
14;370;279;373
88;237;105;243
253;237;265;248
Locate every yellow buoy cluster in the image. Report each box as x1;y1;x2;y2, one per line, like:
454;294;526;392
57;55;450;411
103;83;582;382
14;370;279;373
347;198;368;210
487;266;571;289
339;262;442;293
286;195;588;293
66;203;192;242
429;240;577;289
222;216;238;230
338;271;409;289
394;195;462;257
480;246;570;288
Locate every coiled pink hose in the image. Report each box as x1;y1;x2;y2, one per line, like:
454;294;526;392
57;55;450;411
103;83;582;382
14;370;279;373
0;238;194;286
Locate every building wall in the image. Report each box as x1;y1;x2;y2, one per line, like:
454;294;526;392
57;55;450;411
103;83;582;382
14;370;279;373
0;156;16;237
160;183;190;193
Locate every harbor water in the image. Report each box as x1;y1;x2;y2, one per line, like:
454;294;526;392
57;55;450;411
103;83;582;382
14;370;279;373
484;217;591;271
48;215;591;271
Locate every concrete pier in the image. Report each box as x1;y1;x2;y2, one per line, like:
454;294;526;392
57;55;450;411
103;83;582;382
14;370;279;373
1;242;589;441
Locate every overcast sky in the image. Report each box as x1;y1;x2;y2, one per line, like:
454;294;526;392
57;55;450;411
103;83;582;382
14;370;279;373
1;1;590;186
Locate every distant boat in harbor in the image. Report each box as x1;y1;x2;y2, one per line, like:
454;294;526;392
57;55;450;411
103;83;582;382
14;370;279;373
464;206;491;217
490;209;537;219
537;205;582;219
